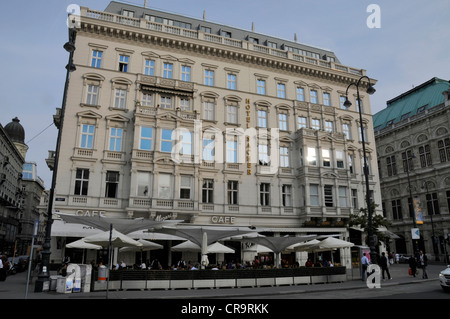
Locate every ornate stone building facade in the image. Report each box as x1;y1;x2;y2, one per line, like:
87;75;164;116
51;2;381;264
374;77;450;261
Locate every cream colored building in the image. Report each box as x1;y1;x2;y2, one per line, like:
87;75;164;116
50;2;381;265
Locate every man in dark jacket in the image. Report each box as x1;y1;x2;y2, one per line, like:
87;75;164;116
418;251;428;279
380;252;392;280
408;255;417;277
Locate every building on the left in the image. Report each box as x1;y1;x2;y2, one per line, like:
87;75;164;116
0;117;45;258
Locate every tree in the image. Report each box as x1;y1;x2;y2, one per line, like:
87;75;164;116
348;203;391;246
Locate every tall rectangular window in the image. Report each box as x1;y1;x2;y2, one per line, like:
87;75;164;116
86;85;99;105
277;83;286;98
180;175;192;199
310;184;319;206
260;183;270;206
181;131;192;155
336;150;344;168
118;55;129;72
348;154;354;174
282;185;292;206
109;128;123;151
386;155;397;176
426;193;440;215
257;80;266;95
311;118;320;130
338;186;348;207
80;124;95;149
158;174;172;199
203;138;214;161
144;59;155;76
114;89;127;109
298;116;307;129
160;96;172;109
163;62;173;78
279;113;288;130
204;70;214;86
342;123;351;140
140;127;153;150
74;168;89;196
310;90;318;104
181;65;191;82
228;181;238;205
402;150;414;172
419;145;432;168
308;147;317;166
323;92;331;106
227;105;237;124
137;172;150;197
161;129;173;153
202;179;214;203
180;98;190;111
438;138;450;162
227;74;236;90
204;102;214;121
258;110;267;128
324;185;333;207
226;139;237;163
322;149;330;167
392;199;403;220
296;87;305;101
105;171;119;198
351;189;358;209
258;143;269;165
280;147;289;167
91;50;103;68
340;96;346;109
325;120;333;132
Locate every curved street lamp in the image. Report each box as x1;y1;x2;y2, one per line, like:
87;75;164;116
344;76;377;264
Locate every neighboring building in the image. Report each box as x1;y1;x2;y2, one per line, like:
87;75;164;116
374;77;450;261
50;2;381;266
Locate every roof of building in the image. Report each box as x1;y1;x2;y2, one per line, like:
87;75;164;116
373;77;450;131
104;1;340;63
4;117;25;144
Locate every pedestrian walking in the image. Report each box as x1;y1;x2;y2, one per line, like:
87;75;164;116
418;251;428;279
395;252;399;264
408;255;417;277
361;253;370;281
380;252;392;280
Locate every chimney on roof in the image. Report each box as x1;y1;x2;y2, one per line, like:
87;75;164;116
294;33;298;42
252;22;255;32
203;10;206;20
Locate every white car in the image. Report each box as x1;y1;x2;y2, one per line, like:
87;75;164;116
439;265;450;292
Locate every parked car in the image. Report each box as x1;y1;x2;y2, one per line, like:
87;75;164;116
7;255;29;272
398;255;411;263
439;265;450;292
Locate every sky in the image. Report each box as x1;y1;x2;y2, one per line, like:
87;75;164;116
1;0;449;188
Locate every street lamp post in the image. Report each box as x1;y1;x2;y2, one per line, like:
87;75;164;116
404;151;420;260
422;181;439;261
34;27;77;292
344;76;377;264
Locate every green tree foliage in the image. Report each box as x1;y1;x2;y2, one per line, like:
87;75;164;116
348;203;391;245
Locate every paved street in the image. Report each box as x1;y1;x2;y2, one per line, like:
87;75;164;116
0;263;447;300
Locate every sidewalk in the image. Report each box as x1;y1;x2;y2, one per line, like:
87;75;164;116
0;263;444;299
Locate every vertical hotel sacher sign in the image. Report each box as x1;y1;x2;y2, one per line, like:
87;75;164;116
245;98;251;175
413;196;424;224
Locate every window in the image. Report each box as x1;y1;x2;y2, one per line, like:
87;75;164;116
419;145;432;168
260;183;270;206
202;179;214;203
74;168;89;196
114;89;127;109
161;129;173;153
163;62;173;78
118;55;129;72
438;138;450;162
307;147;316;166
137;172;150;197
358;125;367;142
357;99;364;113
297;116;307;129
340;96;346;109
144;59;155;76
282;185;292;206
279;113;288;131
392;199;403;220
324;185;333;207
204;102;215;121
91;50;102;68
296;87;305;101
227;105;237;124
221;30;231;38
426;193;440;215
180;98;190;111
158;174;172;199
310;90;318;104
226;139;237;163
228;181;238;205
105;171;119;198
336;151;344;168
348;154;354;174
80;124;94;149
140;127;153;150
280;147;289;167
109;128;123;151
23;163;33;179
258;110;267;128
204;70;214;86
311;118;320;130
227;74;236;90
351;189;358;209
310;184;319;206
141;93;153;106
402;150;414;172
323;93;330;106
322;149;331;167
180;131;192;155
86;85;99;105
342;123;351;140
249;37;259;44
325;120;333;132
160;96;172;109
203;138;214;161
257;80;266;95
386;155;397;176
338;186;348;207
258;143;269;165
181;65;191;82
267;41;277;49
122;9;134;17
201;26;211;33
277;83;286;98
180;176;192;199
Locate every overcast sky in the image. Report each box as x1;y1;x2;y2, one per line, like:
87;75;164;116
1;0;449;188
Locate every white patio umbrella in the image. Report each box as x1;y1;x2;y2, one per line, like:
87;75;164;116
307;237;354;251
66;239;103;250
286;239;321;252
84;228;143;248
171;241;235;254
119;239;163;252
